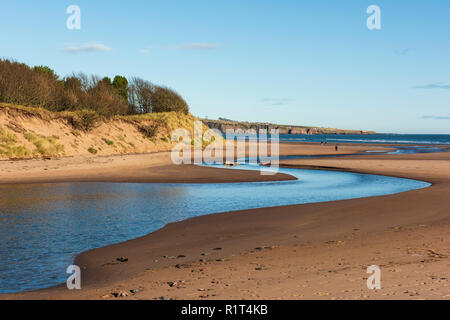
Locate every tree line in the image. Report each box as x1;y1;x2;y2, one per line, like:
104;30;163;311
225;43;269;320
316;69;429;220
0;59;189;117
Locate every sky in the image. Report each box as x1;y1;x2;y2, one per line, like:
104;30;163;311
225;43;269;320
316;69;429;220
1;0;449;134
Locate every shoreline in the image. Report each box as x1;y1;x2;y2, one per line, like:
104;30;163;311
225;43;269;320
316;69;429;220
0;152;297;185
1;143;449;299
0;142;382;185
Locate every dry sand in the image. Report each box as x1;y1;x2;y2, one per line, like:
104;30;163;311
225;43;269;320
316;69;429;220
0;152;295;184
0;143;449;300
0;143;374;184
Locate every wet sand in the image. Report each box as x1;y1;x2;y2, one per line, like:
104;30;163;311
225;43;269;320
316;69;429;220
1;143;449;300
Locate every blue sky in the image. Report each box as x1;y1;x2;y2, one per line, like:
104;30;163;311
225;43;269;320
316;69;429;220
1;0;449;133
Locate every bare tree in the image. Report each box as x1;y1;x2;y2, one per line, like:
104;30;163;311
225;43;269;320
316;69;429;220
128;77;154;114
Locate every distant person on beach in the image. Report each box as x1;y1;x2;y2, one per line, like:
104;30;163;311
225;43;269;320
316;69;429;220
335;145;338;151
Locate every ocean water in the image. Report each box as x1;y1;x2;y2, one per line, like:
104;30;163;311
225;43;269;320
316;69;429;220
279;134;450;145
0;164;430;294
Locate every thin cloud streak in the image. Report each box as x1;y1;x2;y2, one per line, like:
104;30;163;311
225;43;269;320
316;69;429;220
422;115;450;120
139;43;220;53
138;49;151;54
262;98;294;106
169;43;220;50
412;83;450;89
395;48;412;56
63;43;113;53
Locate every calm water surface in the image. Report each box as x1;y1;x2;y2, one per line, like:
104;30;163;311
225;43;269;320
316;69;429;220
279;134;450;145
0;163;431;294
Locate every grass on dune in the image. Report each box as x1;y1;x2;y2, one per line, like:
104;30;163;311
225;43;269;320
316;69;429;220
24;131;65;157
0;126;31;158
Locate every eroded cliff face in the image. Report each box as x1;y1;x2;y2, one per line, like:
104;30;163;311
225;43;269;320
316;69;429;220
201;119;375;135
0;103;204;160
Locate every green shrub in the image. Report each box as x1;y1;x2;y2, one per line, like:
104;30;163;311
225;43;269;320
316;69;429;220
112;75;128;103
102;138;114;146
88;147;98;154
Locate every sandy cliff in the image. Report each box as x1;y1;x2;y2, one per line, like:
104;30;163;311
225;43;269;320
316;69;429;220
0;103;202;160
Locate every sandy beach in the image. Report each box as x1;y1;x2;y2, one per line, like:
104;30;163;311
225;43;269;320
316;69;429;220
0;143;377;184
1;142;449;300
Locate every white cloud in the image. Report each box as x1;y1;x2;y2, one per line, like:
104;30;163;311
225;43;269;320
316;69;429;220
63;43;113;53
138;49;151;54
169;43;220;50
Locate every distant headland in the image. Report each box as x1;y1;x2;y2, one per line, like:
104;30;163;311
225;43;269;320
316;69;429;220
200;118;376;135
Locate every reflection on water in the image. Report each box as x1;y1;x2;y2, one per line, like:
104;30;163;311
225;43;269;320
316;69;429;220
0;165;430;293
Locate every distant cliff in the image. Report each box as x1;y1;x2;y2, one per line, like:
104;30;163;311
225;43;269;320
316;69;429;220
200;119;375;135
